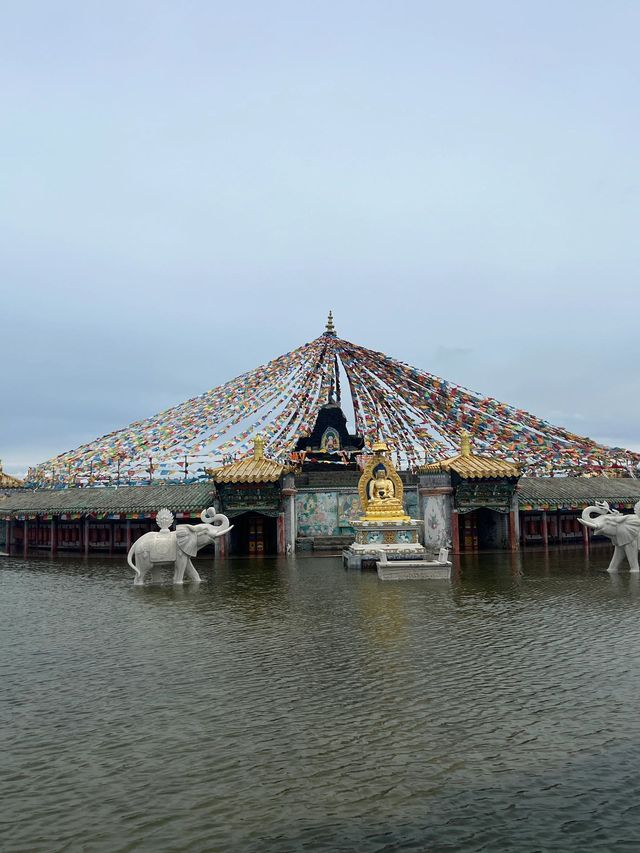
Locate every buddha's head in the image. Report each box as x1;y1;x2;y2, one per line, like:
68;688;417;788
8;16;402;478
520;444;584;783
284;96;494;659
374;464;387;479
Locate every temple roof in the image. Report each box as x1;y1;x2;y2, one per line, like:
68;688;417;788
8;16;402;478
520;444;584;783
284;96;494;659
517;476;640;509
207;436;288;484
0;482;215;516
421;431;520;480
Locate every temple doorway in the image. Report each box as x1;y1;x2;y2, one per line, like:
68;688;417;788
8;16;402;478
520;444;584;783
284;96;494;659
460;509;509;551
230;512;278;556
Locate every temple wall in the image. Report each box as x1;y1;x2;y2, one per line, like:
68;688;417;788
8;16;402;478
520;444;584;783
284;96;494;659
295;487;420;538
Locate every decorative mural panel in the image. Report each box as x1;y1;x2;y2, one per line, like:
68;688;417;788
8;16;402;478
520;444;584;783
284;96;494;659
223;483;280;512
423;495;449;547
296;492;339;536
337;492;361;532
454;479;516;514
397;529;415;543
320;427;341;452
367;531;384;543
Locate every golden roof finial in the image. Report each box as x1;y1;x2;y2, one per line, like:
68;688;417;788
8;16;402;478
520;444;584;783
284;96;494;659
460;430;471;458
324;310;337;337
371;440;389;455
253;435;265;460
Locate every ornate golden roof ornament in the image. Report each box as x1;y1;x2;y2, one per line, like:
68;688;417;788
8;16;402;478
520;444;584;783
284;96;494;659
420;430;520;480
358;440;410;521
324;310;337;337
206;434;288;483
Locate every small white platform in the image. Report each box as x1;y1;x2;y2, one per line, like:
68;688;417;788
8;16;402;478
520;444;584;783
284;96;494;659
375;549;452;581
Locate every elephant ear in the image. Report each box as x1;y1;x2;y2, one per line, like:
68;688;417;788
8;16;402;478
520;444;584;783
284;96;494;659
175;525;198;557
614;515;640;547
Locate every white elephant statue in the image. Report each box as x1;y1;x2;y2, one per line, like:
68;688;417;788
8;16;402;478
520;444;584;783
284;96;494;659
578;501;640;572
127;507;232;585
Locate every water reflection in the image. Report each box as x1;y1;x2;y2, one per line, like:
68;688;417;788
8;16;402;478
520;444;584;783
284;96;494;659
3;549;640;852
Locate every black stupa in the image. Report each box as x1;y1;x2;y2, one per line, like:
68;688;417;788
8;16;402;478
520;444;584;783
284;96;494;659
294;400;364;470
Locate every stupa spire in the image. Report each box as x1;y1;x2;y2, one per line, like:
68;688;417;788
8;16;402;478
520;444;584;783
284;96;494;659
324;310;337;337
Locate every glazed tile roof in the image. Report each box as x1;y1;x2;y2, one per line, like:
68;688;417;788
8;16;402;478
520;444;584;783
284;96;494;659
421;433;519;480
209;456;287;484
517;476;640;509
0;482;216;516
207;436;288;483
421;431;520;480
423;453;520;480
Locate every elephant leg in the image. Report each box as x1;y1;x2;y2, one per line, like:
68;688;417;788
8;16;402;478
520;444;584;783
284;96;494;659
625;543;640;572
150;563;164;583
173;554;187;585
607;546;625;573
185;559;202;583
134;557;151;585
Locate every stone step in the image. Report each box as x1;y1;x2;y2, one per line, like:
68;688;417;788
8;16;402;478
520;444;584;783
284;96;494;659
310;535;355;551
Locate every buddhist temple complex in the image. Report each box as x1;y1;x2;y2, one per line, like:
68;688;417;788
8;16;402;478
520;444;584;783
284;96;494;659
2;314;640;558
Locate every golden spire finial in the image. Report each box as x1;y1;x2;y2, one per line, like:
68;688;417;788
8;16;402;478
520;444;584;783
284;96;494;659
460;430;471;457
324;310;337;337
253;435;265;460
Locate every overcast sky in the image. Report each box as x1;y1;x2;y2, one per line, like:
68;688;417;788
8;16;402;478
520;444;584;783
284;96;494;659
1;1;639;477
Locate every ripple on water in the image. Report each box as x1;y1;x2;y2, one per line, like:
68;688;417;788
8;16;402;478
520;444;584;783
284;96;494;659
3;550;640;851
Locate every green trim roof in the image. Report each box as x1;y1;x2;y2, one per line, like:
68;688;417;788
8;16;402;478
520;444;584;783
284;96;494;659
3;476;640;517
517;476;640;508
0;482;216;516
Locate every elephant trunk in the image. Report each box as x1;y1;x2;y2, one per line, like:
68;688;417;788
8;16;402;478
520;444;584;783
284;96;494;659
210;514;231;536
200;507;232;536
578;505;609;529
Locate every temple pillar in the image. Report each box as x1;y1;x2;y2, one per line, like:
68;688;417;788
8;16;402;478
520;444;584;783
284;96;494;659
451;510;460;554
126;519;132;551
541;511;548;548
277;513;286;555
84;517;90;556
508;506;519;552
215;520;227;559
7;520;13;555
282;475;297;554
23;520;28;558
108;521;114;556
51;517;57;556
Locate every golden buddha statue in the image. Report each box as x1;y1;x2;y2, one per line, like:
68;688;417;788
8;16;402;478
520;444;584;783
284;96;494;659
368;464;396;503
359;441;409;521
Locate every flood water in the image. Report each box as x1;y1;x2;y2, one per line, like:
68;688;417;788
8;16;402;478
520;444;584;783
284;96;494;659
3;548;640;852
